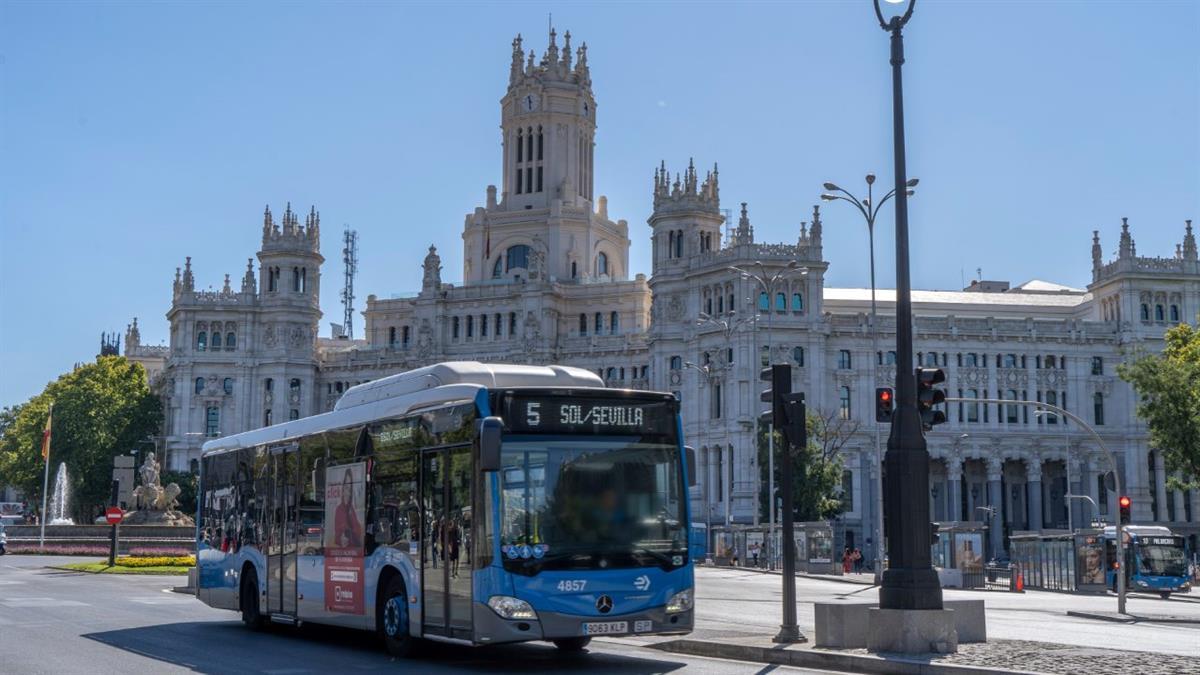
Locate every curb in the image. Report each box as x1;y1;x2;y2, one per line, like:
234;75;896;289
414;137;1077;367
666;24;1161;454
1065;610;1200;625
651;638;1040;675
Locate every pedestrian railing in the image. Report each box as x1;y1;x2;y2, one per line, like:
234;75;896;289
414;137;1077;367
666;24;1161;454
983;565;1023;591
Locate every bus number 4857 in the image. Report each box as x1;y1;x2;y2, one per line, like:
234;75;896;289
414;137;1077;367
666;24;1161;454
556;580;586;592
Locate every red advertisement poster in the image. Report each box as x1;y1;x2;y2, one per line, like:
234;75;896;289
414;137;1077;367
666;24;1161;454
324;462;365;614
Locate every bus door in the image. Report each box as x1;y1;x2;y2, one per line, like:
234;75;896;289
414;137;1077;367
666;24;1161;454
420;445;473;639
267;444;299;616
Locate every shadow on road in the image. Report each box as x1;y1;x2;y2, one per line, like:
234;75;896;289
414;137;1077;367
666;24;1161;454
83;619;692;673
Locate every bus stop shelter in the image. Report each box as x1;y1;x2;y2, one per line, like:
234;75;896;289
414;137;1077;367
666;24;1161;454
931;521;987;588
1009;529;1107;593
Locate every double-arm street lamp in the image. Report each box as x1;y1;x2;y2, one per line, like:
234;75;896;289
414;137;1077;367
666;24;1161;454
728;261;806;570
820;174;916;582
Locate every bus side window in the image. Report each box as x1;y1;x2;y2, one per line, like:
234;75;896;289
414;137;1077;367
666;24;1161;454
372;454;416;553
299;434;326;555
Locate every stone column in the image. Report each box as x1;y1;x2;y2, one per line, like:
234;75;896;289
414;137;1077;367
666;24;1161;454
1155;452;1168;522
987;457;1004;559
1081;460;1097;526
705;446;717;522
1174;486;1186;523
1068;454;1084;530
947;456;964;522
1027;459;1044;531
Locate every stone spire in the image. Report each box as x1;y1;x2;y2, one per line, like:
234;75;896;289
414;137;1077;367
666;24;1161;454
545;27;559;67
652;159;721;213
262;204;275;241
282;202;296;235
1183;219;1197;262
1118;217;1132;259
182;256;194;292
732;202;754;245
222;274;232;294
809;204;823;249
125;317;141;353
1091;230;1102;274
242;258;256;293
561;30;572;70
575;42;589;84
173;267;182;297
422;244;443;294
509;34;524;85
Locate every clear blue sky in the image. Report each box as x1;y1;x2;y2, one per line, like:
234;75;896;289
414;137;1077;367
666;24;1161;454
2;1;1197;408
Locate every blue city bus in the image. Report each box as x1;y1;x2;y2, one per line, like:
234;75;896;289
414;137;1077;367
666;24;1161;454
196;362;694;656
1103;525;1191;599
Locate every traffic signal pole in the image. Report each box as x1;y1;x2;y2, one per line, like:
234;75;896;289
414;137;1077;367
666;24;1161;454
769;365;805;643
947;396;1126;614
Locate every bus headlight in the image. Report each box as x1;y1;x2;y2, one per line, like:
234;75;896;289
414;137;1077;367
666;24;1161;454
1135;580;1149;588
665;588;693;614
487;595;538;620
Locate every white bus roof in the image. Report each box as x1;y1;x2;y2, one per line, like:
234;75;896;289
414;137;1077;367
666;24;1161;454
1102;525;1175;537
201;362;604;458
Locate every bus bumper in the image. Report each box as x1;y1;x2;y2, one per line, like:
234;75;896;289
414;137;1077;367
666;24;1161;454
472;602;694;645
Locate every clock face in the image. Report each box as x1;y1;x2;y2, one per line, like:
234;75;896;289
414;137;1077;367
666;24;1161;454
522;93;540;112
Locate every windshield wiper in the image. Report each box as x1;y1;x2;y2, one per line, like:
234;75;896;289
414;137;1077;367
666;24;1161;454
630;545;679;567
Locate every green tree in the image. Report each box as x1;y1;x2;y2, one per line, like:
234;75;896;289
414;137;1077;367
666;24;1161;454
0;356;161;522
1118;322;1200;490
758;408;854;523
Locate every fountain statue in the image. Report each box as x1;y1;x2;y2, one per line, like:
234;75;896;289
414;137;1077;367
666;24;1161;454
123;453;194;526
48;463;74;525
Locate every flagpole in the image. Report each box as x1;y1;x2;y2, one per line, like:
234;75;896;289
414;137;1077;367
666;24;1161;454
39;403;52;550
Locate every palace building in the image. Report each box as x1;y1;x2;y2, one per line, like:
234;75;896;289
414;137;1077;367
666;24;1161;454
128;29;1200;560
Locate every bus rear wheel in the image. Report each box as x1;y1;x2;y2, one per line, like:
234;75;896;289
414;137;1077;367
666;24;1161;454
552;637;591;652
240;568;264;630
378;576;417;658
1159;591;1171;600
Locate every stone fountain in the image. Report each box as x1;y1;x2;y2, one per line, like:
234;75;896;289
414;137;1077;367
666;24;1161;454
123;454;194;526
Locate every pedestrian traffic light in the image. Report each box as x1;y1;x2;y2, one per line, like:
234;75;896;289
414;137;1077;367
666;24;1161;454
1119;495;1131;525
916;368;947;430
875;387;894;423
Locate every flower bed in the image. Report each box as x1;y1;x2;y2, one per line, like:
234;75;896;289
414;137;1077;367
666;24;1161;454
7;543;195;556
114;555;195;568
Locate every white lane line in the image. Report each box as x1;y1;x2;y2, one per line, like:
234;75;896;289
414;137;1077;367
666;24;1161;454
1;597;89;607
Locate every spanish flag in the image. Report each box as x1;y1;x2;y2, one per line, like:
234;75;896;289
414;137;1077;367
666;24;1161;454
41;404;52;461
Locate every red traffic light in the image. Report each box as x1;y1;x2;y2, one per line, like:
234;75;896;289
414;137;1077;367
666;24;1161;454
1119;495;1131;508
880;390;891;402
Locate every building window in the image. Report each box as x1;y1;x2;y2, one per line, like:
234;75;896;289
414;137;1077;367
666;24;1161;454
839;386;852;420
480;314;488;337
264;408;272;426
610;311;619;334
923;352;939;367
966;389;979;423
963;353;978;367
402;326;411;346
516;129;523;163
494;313;502;336
1170;305;1180;322
883;351;897;365
537;126;543;160
504;245;530;272
838;350;852;370
211;332;222;349
711;383;722;419
594;312;602;334
1140;303;1150;321
537;166;543;192
226;332;236;350
775;292;786;311
728;293;735;312
195;377;205;394
265;378;273;392
223;378;233;395
579;314;588;336
705;297;713;315
509;312;517;335
670;356;682;370
759;292;769;311
452;316;460;339
388;326;397;346
1094;392;1105;426
1003;354;1017;368
289;378;301;399
1155;304;1165;322
793;346;805;367
842;470;853;511
596;252;608;276
761;346;769;367
571;261;578;278
205;406;220;437
792;293;803;311
466;315;474;338
196;331;207;351
717;295;724;314
289;409;300;421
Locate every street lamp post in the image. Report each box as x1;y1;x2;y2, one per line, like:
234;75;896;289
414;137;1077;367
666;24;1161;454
871;0;943;611
683;359;727;550
728;261;806;571
821;174;916;583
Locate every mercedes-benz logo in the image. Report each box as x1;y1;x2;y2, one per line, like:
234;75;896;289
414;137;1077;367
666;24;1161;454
596;595;613;614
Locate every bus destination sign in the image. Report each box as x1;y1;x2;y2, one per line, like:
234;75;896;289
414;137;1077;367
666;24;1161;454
504;396;675;436
1141;537;1180;547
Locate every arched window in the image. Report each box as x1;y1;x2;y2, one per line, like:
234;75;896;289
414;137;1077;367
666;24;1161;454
758;292;769;311
452;316;460;339
290;378;301;395
838;350;852;369
793;346;805;366
537;126;543;161
206;406;220;437
705;297;713;315
571;261;578;278
1094;392;1105;425
839;386;852;420
674;230;683;258
610;311;619;334
717;295;724;314
211;332;222;349
594;312;603;334
885;351;897;365
579;314;588;335
293;267;301;292
1003;354;1017;368
516;128;523;164
728;293;735;312
289;409;300;421
264;378;273;392
267;267;277;292
1140;303;1150;321
195;377;205;394
711;383;723;419
1045;355;1057;369
505;245;530;272
924;352;939;367
526;126;533;161
223;378;234;395
775;292;786;311
492;257;504;279
226;332;236;350
669;356;682;370
494;314;502;336
596;252;609;276
606;367;616;380
792;293;803;311
1155;304;1165;322
466;315;474;338
509;312;517;334
196;331;207;351
1171;305;1180;322
388;326;397;345
402;326;411;346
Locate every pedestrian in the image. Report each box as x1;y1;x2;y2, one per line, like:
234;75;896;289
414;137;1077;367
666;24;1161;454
750;541;760;568
842;547;852;574
853;548;863;573
732;545;739;567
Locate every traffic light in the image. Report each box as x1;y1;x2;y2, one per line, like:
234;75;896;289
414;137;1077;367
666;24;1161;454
916;368;947;430
875;387;894;423
760;365;807;448
1119;495;1131;525
930;522;940;545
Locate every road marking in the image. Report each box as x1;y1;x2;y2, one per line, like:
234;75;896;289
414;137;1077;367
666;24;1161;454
128;595;191;605
0;580;24;585
1;597;89;607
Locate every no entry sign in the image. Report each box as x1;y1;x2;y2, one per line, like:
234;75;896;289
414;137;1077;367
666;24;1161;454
105;507;123;525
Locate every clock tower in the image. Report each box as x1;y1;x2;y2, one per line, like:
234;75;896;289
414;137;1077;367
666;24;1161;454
501;28;596;211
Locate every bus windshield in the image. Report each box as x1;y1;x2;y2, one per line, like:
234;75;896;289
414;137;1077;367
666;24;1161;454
499;437;686;572
1137;541;1187;577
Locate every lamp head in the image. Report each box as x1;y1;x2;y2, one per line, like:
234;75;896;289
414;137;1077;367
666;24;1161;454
874;0;915;30
866;173;876;185
822;182;839;191
820;193;837;202
906;178;920;188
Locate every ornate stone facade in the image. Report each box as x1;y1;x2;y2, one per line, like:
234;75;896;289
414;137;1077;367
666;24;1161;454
132;29;1199;559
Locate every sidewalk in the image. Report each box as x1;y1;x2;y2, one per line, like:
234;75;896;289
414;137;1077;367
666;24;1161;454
703;562;878;587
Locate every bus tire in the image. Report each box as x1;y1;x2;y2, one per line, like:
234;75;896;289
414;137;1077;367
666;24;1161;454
552;637;591;652
1159;591;1171;600
240;567;264;630
378;575;417;658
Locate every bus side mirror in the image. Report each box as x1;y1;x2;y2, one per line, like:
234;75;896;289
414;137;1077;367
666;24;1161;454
479;416;503;472
685;446;697;487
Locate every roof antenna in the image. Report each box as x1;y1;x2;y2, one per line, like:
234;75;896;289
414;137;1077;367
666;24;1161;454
976;267;983;282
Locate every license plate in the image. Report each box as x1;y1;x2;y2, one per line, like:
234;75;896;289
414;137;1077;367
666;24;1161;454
583;621;628;635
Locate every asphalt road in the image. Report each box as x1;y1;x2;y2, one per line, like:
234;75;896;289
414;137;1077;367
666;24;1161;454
0;555;834;675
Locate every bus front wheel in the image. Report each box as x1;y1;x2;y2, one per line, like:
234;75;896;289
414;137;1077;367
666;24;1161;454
378;576;417;658
240;568;264;630
553;637;591;652
1159;591;1171;600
